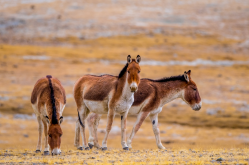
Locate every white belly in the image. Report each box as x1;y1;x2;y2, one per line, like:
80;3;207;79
84;99;109;114
128;97;150;115
128;105;142;115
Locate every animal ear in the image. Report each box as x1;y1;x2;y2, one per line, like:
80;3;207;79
184;71;190;82
59;116;63;124
187;70;191;76
136;55;141;63
45;116;50;124
127;55;132;63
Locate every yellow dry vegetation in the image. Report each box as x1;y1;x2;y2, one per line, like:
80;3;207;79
1;148;249;164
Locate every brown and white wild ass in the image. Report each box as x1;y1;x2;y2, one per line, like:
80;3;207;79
31;75;66;155
74;55;141;150
87;70;202;149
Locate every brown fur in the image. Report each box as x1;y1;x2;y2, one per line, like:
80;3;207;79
87;70;202;149
74;55;141;149
31;76;66;154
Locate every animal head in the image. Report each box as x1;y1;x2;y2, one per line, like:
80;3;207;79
126;55;141;92
47;123;63;155
45;114;63;155
181;70;202;111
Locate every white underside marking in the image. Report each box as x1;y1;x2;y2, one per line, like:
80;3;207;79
128;97;150;115
84;99;109;114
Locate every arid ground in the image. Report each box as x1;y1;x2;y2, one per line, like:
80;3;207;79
0;0;249;164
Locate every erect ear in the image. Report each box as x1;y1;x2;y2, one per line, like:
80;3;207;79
136;55;141;63
45;115;50;124
127;55;132;63
59;116;63;124
184;71;190;82
187;70;191;76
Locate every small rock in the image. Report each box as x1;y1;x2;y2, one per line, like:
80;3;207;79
23;134;29;138
216;157;224;161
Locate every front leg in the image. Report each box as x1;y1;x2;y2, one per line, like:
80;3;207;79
102;109;115;150
127;111;149;149
42;120;50;155
120;112;129;150
149;113;165;150
36;116;43;152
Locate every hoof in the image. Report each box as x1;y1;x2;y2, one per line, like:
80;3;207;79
123;147;129;151
88;143;94;149
101;147;107;151
43;151;50;155
77;147;83;150
35;150;41;153
85;147;90;150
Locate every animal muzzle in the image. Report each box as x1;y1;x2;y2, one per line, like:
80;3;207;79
52;148;61;155
192;102;202;111
130;82;138;92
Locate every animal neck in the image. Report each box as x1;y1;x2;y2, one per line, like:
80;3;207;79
115;72;134;101
158;80;186;106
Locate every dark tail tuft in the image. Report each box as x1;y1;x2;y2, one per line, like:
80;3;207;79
78;111;84;128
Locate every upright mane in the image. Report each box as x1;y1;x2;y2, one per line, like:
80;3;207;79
118;63;128;78
46;75;58;124
144;74;186;82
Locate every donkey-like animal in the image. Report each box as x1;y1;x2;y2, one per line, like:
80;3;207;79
74;55;141;150
31;75;66;155
87;70;202;149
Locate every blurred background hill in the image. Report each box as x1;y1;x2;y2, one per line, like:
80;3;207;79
0;0;249;150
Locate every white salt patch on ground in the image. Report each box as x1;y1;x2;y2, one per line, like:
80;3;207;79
13;113;36;120
83;59;249;66
23;55;50;60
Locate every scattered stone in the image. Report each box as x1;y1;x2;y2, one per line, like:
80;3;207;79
23;134;29;138
216;158;224;161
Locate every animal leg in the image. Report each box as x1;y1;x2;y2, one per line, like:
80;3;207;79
42;120;50;153
150;113;165;150
78;105;90;150
74;119;80;148
87;113;101;149
127;112;149;149
36;116;43;152
120;112;129;150
101;109;115;150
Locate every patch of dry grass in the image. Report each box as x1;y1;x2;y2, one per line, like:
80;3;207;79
1;148;249;164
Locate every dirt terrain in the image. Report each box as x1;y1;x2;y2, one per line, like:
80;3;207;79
0;0;249;164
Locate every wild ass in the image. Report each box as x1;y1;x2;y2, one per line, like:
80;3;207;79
87;70;202;149
31;75;66;155
74;55;141;150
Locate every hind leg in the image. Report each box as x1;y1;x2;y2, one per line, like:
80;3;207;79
78;104;90;150
127;111;149;149
36;115;43;152
150;113;165;149
74;119;80;148
87;113;101;149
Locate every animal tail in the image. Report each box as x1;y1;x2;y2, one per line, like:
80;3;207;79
46;75;58;125
78;111;84;128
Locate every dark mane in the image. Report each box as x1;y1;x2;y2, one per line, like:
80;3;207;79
143;74;186;83
118;63;128;78
46;75;58;125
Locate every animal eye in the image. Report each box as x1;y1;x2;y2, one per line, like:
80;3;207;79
128;71;130;73
138;70;140;73
49;134;52;137
193;88;196;91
